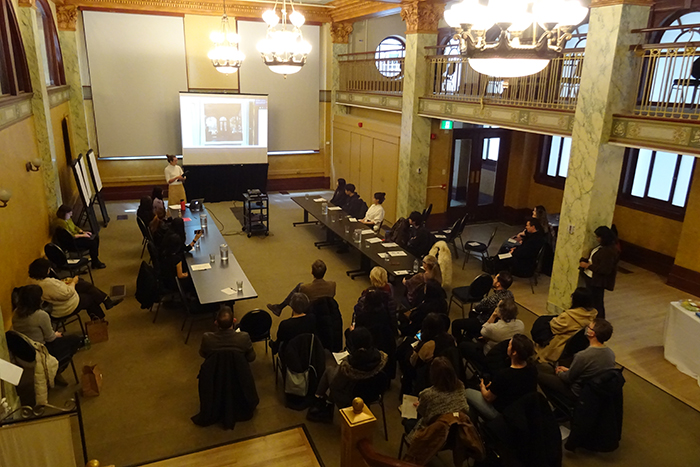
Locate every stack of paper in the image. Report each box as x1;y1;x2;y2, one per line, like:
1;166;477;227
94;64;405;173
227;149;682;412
399;395;419;419
498;252;512;260
394;270;410;275
314;198;327;202
366;237;383;244
348;217;358;222
361;229;374;235
388;251;407;257
333;351;350;364
191;263;212;271
328;206;342;211
382;242;399;248
378;252;389;259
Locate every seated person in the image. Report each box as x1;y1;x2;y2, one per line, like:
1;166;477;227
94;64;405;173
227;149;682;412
359;192;386;228
399;280;448;339
355;266;395;315
311;327;387;414
149;206;170;246
537;318;616;403
51;204;105;269
159;218;202;291
403;255;442;308
28;258;120;320
351;288;397;377
137;196;155;226
199;306;256;362
498;219;546;277
465;334;538;422
330;178;348;207
151;186;165;212
267;259;336;317
535;287;598;363
404;356;468;444
12;285;83;385
451;271;514;344
342;184;368;219
270;293;317;354
406;211;436;259
459;299;524;370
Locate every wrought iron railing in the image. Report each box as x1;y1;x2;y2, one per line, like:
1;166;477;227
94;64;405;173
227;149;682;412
633;42;700;120
338;50;404;95
425;47;585;111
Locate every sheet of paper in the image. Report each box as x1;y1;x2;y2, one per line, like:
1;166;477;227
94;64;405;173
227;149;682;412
382;242;399;248
328;206;342;211
0;358;23;386
182;217;192;221
169;205;181;211
221;287;236;295
498;252;512;260
191;263;212;271
348;217;358;222
435;234;447;239
361;229;374;235
377;252;389;259
67;259;80;265
394;270;410;275
313;198;327;202
333;351;350;364
388;250;407;257
366;237;383;244
507;238;518;243
468;241;481;247
400;395;419;420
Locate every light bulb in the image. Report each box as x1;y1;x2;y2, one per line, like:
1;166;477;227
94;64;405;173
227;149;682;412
262;9;279;26
210;30;224;43
444;8;462;29
289;10;305;27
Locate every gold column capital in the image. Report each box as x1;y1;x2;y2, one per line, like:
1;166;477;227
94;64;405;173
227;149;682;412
18;0;35;8
590;0;653;7
400;0;445;35
57;5;79;31
331;22;353;44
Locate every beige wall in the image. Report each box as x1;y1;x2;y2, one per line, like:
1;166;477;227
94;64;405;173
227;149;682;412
0;117;51;328
183;14;239;91
673;163;700;270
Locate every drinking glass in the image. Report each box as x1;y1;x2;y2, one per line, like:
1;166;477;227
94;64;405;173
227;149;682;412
220;244;229;261
236;280;243;293
209;254;216;263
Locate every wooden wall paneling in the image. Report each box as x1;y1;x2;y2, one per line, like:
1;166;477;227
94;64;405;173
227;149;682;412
333;127;352;182
350;133;362;189
359;135;374;199
372;139;399;223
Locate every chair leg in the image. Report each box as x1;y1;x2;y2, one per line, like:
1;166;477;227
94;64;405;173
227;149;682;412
87;267;94;285
140;241;146;258
380;397;388;441
70;359;79;384
265;337;269;355
181;314;188;331
450;239;459;259
462;252;469;270
398;433;407;459
76;315;85;337
152;301;161;324
185;318;195;344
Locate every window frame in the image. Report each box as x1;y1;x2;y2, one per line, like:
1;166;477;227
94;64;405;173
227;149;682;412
0;0;31;97
374;35;405;79
35;0;65;87
617;148;695;221
534;135;567;190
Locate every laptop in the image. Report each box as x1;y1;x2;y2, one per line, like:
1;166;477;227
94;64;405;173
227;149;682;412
189;199;204;212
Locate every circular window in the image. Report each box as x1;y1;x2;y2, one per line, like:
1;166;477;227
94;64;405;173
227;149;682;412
375;36;405;78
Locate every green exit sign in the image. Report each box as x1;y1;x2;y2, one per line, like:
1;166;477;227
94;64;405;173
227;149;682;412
440;120;453;130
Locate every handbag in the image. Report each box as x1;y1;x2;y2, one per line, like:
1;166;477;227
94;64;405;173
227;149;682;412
86;319;109;344
285;337;316;397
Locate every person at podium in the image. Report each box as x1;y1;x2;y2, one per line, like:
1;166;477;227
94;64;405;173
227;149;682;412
164;155;187;208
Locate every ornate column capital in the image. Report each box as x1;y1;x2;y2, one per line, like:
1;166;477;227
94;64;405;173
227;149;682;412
57;5;79;31
18;0;35;8
400;0;444;35
330;22;353;44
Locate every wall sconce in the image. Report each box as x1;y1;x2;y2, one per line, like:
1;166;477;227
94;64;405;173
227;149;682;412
0;189;11;208
26;158;42;172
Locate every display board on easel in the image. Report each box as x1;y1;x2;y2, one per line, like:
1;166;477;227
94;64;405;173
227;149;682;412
71;155;100;235
85;149;110;226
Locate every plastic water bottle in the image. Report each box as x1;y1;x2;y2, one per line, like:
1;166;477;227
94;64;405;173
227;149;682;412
83;336;91;351
413;259;420;273
321;202;328;216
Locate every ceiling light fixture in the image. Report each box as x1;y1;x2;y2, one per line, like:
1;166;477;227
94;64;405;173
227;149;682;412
444;0;588;78
257;0;312;78
208;0;245;74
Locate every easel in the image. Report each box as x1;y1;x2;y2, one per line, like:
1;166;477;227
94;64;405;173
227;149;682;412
71;154;101;235
85;149;110;226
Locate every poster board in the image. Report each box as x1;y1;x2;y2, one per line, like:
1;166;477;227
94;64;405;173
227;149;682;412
86;149;103;192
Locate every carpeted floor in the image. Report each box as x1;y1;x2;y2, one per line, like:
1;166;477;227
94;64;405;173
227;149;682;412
50;193;700;467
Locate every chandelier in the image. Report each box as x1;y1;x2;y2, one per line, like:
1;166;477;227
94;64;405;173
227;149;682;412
257;0;312;77
444;0;588;78
208;0;245;74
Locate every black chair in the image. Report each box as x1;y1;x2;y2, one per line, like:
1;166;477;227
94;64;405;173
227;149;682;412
421;204;433;225
175;277;217;344
5;331;38;407
238;309;273;356
136;217;152;258
512;244;548;294
51;308;86;338
449;274;493;318
432;214;466;259
462;227;497;270
557;327;589;368
354;371;391;441
53;227;90;259
670;57;700;107
44;243;94;284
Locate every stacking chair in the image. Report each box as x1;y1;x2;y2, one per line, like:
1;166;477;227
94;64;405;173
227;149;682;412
238;309;273;355
175;277;217;344
53;227;90;259
512;244;547;294
136;217;152;258
353;371;391;441
432;214;467;259
462;226;497;270
44;243;94;284
421;204;433;225
449;274;493;318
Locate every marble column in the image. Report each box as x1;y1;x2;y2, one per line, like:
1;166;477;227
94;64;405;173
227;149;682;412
57;5;90;158
547;0;651;313
330;22;352;182
0;306;20;413
18;0;62;214
397;0;443;217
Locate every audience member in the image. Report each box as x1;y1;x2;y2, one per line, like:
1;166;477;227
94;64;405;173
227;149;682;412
342;184;368;219
399;280;448;339
465;334;538;421
28;258;119;320
267;259;336;317
579;226;619;319
270;293;316;354
165;154;186;206
359;192;386;228
404;357;468;444
403;255;442;308
137;196;155;226
499;206;551;253
12;285;83;384
351;289;397;377
535;287;598;363
499;219;546;277
151;186;165;212
538;318;616;402
199;306;256;361
452;271;514;344
354;266;396;320
51;204;105;269
330;178;348;207
159;218;202;289
406;211;435;258
149;206;169;246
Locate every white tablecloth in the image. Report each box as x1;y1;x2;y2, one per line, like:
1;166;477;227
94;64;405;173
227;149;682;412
664;301;700;386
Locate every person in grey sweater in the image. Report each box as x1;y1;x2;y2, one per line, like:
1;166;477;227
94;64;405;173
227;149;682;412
538;318;616;401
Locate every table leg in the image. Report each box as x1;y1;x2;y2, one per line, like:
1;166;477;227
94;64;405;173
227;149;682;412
293;209;319;227
347;253;371;279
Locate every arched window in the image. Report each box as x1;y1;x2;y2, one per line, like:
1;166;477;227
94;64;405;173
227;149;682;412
35;0;65;86
0;0;31;96
375;36;405;78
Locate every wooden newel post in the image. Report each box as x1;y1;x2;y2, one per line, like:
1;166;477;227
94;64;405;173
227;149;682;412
340;397;377;467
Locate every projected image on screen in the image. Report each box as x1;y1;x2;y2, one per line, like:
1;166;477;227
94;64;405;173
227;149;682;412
180;93;268;165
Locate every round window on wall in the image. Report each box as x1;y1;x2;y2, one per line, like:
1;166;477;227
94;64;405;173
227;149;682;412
375;36;406;78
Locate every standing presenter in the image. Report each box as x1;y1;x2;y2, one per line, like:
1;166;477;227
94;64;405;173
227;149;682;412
164;154;187;207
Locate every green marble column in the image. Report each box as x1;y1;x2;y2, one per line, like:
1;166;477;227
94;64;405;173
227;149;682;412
332;42;350;117
547;1;651;313
58;29;90;158
18;4;61;214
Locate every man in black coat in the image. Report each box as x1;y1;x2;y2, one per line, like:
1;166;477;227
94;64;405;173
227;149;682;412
508;219;546;277
199;306;256;362
406;211;436;258
342;184;368;219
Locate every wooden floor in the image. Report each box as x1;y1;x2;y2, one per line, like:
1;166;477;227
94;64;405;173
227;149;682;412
458;222;700;412
141;427;321;467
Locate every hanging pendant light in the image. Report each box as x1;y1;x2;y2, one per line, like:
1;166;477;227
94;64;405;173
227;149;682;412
208;0;245;74
257;0;312;78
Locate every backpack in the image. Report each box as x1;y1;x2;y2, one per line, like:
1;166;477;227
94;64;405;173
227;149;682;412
385;217;411;247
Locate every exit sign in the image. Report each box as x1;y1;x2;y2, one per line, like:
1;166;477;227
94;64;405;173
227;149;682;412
440;120;453;130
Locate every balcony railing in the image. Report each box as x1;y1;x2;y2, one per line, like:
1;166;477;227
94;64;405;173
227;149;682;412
633;42;700;120
425;47;585;111
338;50;404;95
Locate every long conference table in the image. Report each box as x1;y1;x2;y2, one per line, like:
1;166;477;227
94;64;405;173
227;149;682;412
174;206;258;306
291;196;421;278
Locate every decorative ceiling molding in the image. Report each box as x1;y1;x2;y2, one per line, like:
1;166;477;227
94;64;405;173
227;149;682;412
330;21;353;43
57;5;79;31
400;0;444;34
